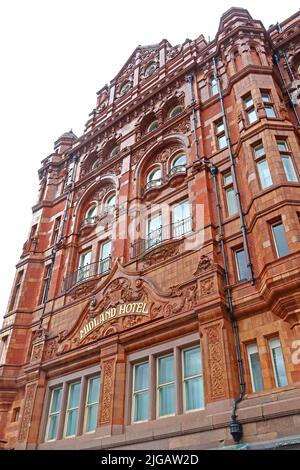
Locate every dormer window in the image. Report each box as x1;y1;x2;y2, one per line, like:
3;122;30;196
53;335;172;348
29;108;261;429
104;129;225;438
145;62;157;77
120;81;131;96
168;105;183;118
147;120;159;133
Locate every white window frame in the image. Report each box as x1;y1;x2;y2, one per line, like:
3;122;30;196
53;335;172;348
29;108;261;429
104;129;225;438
271;221;289;258
83;376;101;434
63;381;81;438
132;361;149;424
156;353;175;419
247;343;263;392
269;337;288;388
45;386;63;442
182;346;204;413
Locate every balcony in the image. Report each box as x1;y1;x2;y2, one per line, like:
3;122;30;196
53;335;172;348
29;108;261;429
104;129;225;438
79;216;98;235
130;216;192;259
167;165;187;186
142;178;163;200
62;256;111;292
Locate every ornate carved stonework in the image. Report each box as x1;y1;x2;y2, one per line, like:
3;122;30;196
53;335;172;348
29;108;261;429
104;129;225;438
30;343;43;363
194;255;213;275
206;324;226;400
200;277;215;295
18;383;37;442
100;359;115;425
142;239;182;267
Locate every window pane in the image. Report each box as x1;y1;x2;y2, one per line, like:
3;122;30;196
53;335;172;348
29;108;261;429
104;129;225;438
69;382;81;408
248;350;264;392
254;144;265;158
277;141;288;152
282;156;298;182
134;391;149;421
85;404;98;433
65;409;78;437
47;415;59;441
224;173;233;185
270;340;288;387
261;93;270;102
244;96;253;108
158;355;174;385
101;240;111;260
173;200;190;223
134;363;149;391
216;121;224;133
172;154;186;167
183;347;202;378
148;214;162;234
257;159;272;189
265;105;276;118
247;108;257;124
87;377;100;404
272;223;289;257
79;251;91;268
226;187;238;215
185;377;204;410
158;384;175;416
235;249;248;281
218;134;227;149
148;168;161;182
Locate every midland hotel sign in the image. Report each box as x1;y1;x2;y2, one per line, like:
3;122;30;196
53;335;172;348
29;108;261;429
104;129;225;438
79;302;149;339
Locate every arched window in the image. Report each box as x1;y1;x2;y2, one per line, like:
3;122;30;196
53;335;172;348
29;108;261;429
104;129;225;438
120;81;131;96
169;105;183;118
147;120;159;133
91;159;99;171
86;205;97;220
105;194;116;213
170;153;187;176
210;76;218;97
145;62;157;77
146;167;162;189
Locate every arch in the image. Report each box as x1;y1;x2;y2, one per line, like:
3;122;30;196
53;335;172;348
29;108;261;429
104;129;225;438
101;138;120;161
249;44;262;66
138;111;158;135
74;175;119;230
161;93;184;120
134;134;188;195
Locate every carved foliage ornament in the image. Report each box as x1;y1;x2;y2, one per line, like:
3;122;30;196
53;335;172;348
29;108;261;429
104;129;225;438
18;383;37;442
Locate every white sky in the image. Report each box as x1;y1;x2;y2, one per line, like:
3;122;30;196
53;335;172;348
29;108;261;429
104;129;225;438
0;0;299;321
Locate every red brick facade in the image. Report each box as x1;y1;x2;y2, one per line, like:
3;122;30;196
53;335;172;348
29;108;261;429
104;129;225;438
1;7;300;450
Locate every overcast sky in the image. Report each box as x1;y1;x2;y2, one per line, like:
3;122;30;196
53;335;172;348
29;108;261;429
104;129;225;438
0;0;298;321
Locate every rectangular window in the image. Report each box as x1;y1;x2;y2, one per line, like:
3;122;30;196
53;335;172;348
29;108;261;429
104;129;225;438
132;362;149;422
172;200;191;237
51;217;61;245
64;382;81;437
261;91;276;118
215;120;227;150
46;387;63;441
147;213;162;249
40;265;51;304
277;140;289;152
157;354;175;417
269;337;288;387
244;94;257;124
84;376;100;433
99;240;111;274
257;159;272;189
247;343;264;392
77;250;92;282
281;156;298;182
182;346;204;411
253;143;265;159
235;248;248;282
0;336;8;365
10;270;24;311
271;222;289;257
223;172;238;216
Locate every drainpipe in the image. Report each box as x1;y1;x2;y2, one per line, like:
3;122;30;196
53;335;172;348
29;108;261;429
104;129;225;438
186;74;200;161
202;159;245;443
212;57;255;286
39;153;78;324
273;52;300;126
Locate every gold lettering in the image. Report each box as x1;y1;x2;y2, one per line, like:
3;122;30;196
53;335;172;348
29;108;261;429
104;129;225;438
142;303;148;314
126;303;133;313
136;302;143;313
119;304;127;315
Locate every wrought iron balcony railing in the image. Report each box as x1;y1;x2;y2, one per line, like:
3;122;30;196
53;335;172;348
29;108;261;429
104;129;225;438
130;216;192;259
80;216;97;230
143;178;163;193
62;256;111;292
167;165;187;178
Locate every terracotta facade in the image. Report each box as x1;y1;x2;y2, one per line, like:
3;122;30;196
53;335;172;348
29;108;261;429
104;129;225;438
1;7;300;450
